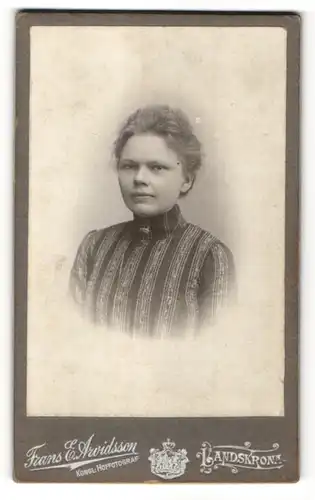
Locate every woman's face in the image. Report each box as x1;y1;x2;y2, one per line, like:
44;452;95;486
117;134;193;217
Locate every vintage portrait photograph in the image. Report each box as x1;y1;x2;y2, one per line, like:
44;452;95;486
25;21;288;419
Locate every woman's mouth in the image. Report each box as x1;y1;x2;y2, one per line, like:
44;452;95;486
131;193;154;200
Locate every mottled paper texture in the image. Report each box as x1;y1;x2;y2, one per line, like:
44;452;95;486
27;26;286;417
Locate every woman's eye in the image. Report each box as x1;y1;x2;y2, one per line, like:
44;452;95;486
150;163;165;171
120;163;134;170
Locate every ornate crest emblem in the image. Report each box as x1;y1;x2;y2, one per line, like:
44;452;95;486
148;438;189;479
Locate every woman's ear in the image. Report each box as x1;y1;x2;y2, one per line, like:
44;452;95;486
180;173;194;195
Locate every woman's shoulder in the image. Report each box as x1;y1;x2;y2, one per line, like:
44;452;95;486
187;225;236;293
187;223;235;265
91;221;128;238
77;221;128;252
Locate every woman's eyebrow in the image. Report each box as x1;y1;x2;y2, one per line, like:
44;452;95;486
119;159;138;165
119;158;174;168
146;160;172;168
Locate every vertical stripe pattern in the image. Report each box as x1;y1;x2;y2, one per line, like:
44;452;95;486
112;242;149;332
211;243;230;318
133;238;173;335
156;225;201;337
69;205;235;336
185;232;217;334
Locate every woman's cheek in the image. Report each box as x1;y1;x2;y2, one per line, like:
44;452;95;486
119;174;130;190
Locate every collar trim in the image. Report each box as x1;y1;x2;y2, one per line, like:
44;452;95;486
132;204;186;240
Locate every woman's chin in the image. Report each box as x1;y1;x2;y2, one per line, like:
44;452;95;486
124;196;176;217
131;206;158;217
128;202;160;218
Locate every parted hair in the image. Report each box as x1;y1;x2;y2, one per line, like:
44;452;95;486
113;105;202;195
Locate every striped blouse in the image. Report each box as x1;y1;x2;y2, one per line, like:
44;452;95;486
69;204;235;337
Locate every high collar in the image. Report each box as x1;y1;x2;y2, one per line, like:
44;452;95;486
131;204;186;240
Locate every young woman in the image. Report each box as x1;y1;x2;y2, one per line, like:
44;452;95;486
69;105;236;337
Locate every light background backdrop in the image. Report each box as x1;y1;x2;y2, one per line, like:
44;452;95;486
27;26;286;417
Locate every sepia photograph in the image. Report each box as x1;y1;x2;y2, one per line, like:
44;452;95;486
25;23;287;418
69;103;236;336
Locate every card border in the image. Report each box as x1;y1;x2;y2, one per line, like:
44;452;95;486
14;10;300;483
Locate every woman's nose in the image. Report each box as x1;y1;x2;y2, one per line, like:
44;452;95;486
134;164;149;184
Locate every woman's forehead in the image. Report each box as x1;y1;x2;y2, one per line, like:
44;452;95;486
120;134;180;164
